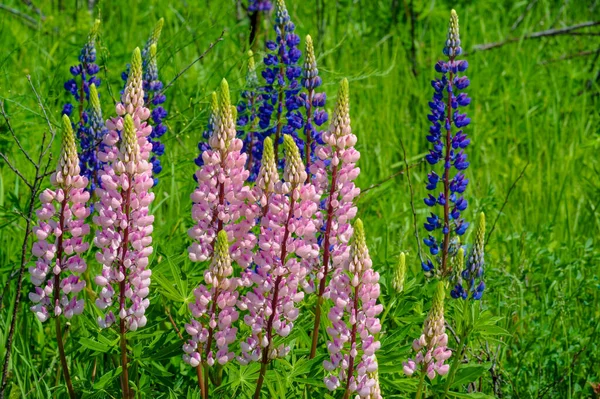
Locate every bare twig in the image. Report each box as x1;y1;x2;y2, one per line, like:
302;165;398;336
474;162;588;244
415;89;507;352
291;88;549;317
486;161;529;246
511;0;539;31
0;101;37;166
540;48;600;65
161;30;225;93
399;138;425;265
470;21;600;53
27;75;57;159
359;158;424;196
165;306;184;340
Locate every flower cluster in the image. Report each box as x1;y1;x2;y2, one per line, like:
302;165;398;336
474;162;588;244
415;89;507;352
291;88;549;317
237;51;263;181
188;79;256;268
29;115;90;322
300;34;328;168
258;0;304;163
403;281;451;380
451;212;485;299
392;252;407;293
122;18;167;185
422;9;471;275
248;0;272;12
183;230;239;367
62;19;105;189
237;135;319;364
324;219;382;398
93;48;155;331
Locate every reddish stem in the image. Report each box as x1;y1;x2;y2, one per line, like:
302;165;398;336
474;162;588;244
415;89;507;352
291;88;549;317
342;283;360;399
118;179;133;399
53;196;76;399
253;192;297;399
309;160;339;359
440;62;455;276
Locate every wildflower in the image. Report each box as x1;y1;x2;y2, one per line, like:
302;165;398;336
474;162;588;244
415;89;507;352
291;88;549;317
248;0;272;12
188;79;257;268
29;115;90;322
62;19;104;189
239;136;319;398
183;230;239;367
323;219;383;398
422;9;471;277
237;51;262;181
258;0;304;164
93;48;155;331
310;78;360;358
300;34;328;168
403;281;451;380
451;212;485;299
393;252;407;293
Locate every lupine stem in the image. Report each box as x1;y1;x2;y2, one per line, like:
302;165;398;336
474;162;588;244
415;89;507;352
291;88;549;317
253;193;297;399
342;284;360;399
118;182;133;399
440;58;455;276
415;367;426;399
196;364;206;399
53;197;76;399
309;162;339;359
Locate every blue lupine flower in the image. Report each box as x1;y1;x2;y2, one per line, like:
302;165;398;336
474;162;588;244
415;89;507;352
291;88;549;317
62;20;104;190
257;0;304;165
248;0;273;12
451;212;485;300
422;10;472;277
300;34;328;169
237;51;262;181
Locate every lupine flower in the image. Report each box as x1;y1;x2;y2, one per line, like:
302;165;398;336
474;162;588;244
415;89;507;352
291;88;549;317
392;252;407;293
310;78;360;358
122;18;167;185
403;281;451;380
237;50;262;181
29;115;90;322
248;0;272;12
300;34;328;168
323;219;383;398
94;48;155;331
238;135;319;366
258;0;303;163
195;92;218;170
86;83;108;191
451;212;485;299
62;19;103;189
183;230;239;367
422;9;471;277
188;79;257;268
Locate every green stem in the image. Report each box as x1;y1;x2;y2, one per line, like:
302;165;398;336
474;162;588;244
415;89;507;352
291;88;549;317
415;367;427;399
441;345;463;398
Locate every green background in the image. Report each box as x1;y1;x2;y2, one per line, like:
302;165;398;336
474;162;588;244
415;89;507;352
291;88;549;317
0;0;599;397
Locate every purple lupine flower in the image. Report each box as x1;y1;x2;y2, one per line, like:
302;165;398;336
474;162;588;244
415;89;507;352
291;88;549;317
188;80;257;268
62;19;105;190
93;48;155;331
29;115;90;323
237;51;262;181
300;34;328;169
422;10;471;277
451;212;486;299
323;219;383;398
183;230;239;367
122;18;166;185
258;0;304;165
238;136;319;397
248;0;272;12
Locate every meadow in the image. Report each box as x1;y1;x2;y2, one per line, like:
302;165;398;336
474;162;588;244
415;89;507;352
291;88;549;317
0;0;599;398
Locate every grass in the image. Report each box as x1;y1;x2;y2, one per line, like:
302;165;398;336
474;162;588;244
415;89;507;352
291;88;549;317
0;0;599;397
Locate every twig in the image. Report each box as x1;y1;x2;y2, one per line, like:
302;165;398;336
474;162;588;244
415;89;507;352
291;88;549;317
0;101;38;167
399;138;425;265
0;3;38;29
0;152;32;188
359;158;424;196
470;21;600;53
540;48;600;65
161;30;225;93
486;161;529;246
27;75;57;159
511;0;539;31
165;306;183;340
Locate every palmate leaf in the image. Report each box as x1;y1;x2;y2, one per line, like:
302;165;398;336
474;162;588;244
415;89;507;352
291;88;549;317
93;366;122;389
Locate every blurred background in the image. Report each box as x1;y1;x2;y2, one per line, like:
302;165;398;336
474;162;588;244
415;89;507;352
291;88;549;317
0;0;599;397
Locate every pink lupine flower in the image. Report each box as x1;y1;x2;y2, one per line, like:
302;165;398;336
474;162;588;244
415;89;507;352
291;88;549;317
29;114;90;323
310;78;361;358
93;48;155;335
188;79;257;268
403;281;452;380
183;230;239;368
323;219;383;399
239;135;319;397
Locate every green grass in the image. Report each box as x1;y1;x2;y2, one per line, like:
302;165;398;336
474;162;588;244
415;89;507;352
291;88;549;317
0;0;599;397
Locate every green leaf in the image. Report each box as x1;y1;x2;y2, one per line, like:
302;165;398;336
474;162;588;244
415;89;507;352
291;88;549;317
94;366;123;389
